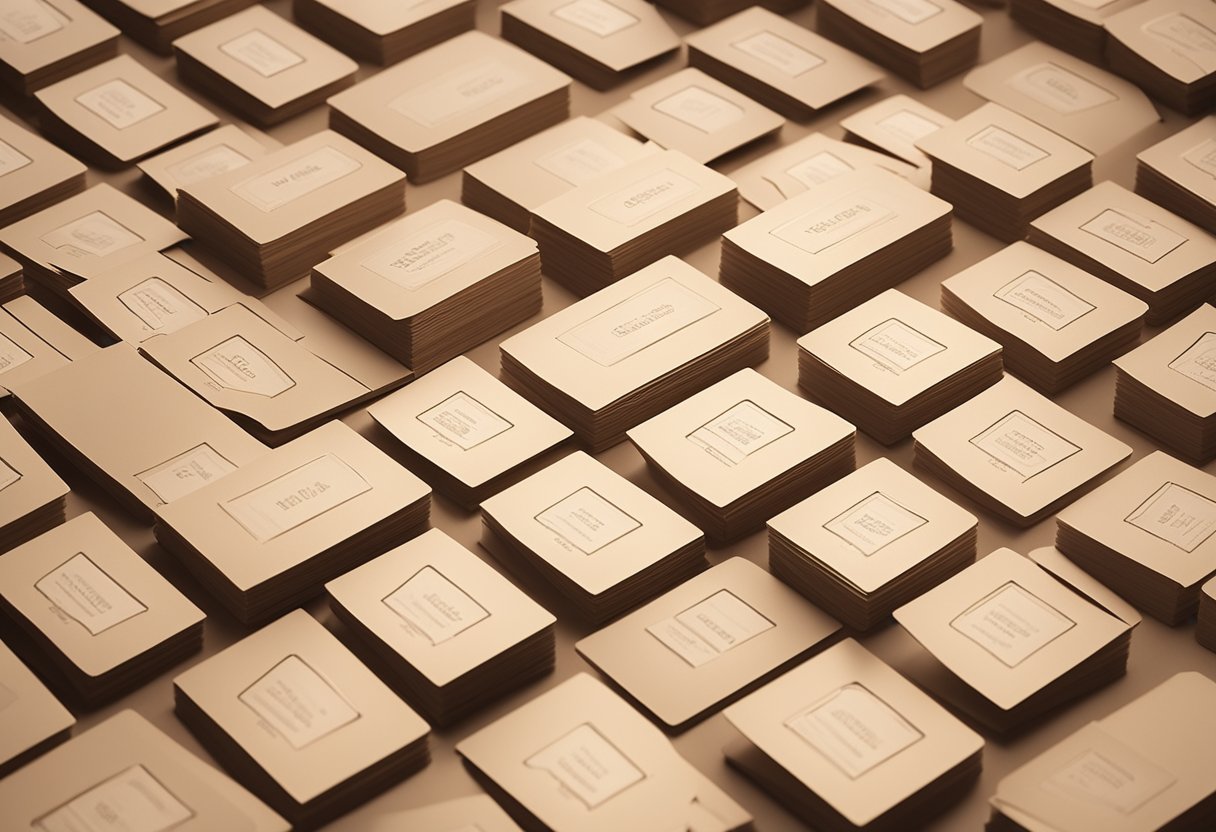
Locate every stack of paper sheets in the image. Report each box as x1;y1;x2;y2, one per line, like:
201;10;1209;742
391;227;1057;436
310;199;542;375
83;0;258;54
1105;0;1216;115
0;512;204;708
653;0;807;25
0;295;98;406
0;417;67;554
768;457;978;631
328;31;571;183
173;610;431;829
721;168;952;333
177;130;406;291
293;0;475;65
1008;0;1141;64
0;0;118;93
1200;576;1216;652
154;420;430;625
0;252;19;302
0;114;86;229
723;639;984;832
480;451;706;625
137;123;282;202
0;639;73;778
327;529;556;726
1136;117;1216;236
500;256;769;451
627;368;856;544
942;242;1148;394
840;93;952;168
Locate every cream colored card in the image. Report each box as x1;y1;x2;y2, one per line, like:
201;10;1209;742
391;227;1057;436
366;794;523;832
1115;304;1216;417
964;42;1160;155
0;415;66;530
0;638;73;774
1138;116;1216;206
502;0;679;72
0;114;86;215
840;93;953;168
0;0;117;82
138;123;282;200
303;0;471;36
1106;0;1216;85
1028;546;1141;626
0;295;98;397
173;609;429;805
626;368;854;508
575;557;840;728
820;0;981;53
769;456;977;594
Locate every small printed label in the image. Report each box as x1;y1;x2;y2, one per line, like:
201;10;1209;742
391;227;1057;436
951;581;1076;667
1143;13;1216;74
383;565;489;645
75;79;164;130
1169;331;1216;392
524;723;644;809
165;144;254;187
1042;747;1177;815
1079;209;1187;264
362;218;501;291
34;765;193;832
0;331;33;375
534;138;628;186
219;29;305;77
417;390;513;451
993;270;1095;331
875;109;942;144
391;60;529;127
0;456;19;490
823;491;929;556
1125;481;1216;553
535;486;641;555
731;30;825;76
239;655;359;749
40;211;144;258
785;683;924;778
849;318;947;374
1007;62;1118;113
652;85;745;133
118;277;208;337
35;552;147;636
191;335;295;398
864;0;942;24
231;146;361;212
586;168;701;227
687;399;794;466
646;589;774;668
969;410;1082;481
137;443;237;504
0;0;66;44
222;454;373;543
966;125;1050;171
0;138;31;177
551;0;638;36
784;151;854;188
771;193;896;255
1183;138;1216;179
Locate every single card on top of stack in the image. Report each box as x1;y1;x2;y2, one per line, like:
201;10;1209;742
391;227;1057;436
177;130;406;291
172;6;357;127
456;673;752;832
327;528;556;727
894;547;1138;734
0;0;118;94
500;0;679;90
576;557;841;732
1027;181;1216;326
0;294;98;404
0;113;86;229
941;242;1148;394
154;420;430;625
686;7;884;120
768;457;977;631
138;123;282;202
627;368;855;544
1008;0;1141;64
0;511;203;708
367;795;522;832
0;416;66;554
500;256;769;451
912;375;1131;526
840;93;952;168
1105;0;1216;116
480;451;705;626
916;102;1094;242
720;167;952;333
0;639;73;778
367;357;571;510
723;638;983;832
797;289;1003;445
310;199;541;375
293;0;475;66
83;0;259;54
173;609;430;830
1136;116;1216;236
1056;450;1216;625
328;31;571;183
529;150;736;296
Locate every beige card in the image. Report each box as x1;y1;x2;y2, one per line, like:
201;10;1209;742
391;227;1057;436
0;114;86;216
366;794;522;832
302;0;471;36
1138;116;1216;207
724;638;983;827
502;0;679;72
0;415;66;531
0;639;73;774
575;557;841;728
1027;545;1142;627
963;42;1160;155
0;295;98;398
820;0;982;53
840;93;953;167
173;609;430;805
1106;0;1216;85
1115;304;1216;417
138;123;282;201
0;0;117;83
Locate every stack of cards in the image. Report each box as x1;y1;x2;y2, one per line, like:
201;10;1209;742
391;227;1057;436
172;6;358;127
0;114;86;229
1136;116;1216;235
0;253;18;302
0;295;98;404
500;256;769;451
686;8;884;120
942;242;1148;394
367;357;571;509
138;123;282;202
894;547;1138;734
1026;181;1216;326
797;289;1003;445
0;512;204;707
912;376;1131;526
500;0;679;90
480;451;706;625
0;417;67;554
1008;0;1141;65
529;150;737;296
817;0;981;88
723;639;984;832
1200;576;1216;652
720;168;952;333
328;31;571;183
34;54;218;168
293;0;475;65
1113;304;1216;462
177;130;406;291
627;368;856;544
916;103;1093;242
174;610;431;829
1106;0;1216;115
456;673;752;832
652;0;807;26
576;558;841;731
0;0;118;94
768;457;978;631
310;199;542;375
154;421;430;625
840;93;952;169
0;639;73;778
1057;451;1216;625
987;672;1216;832
327;529;556;726
82;0;259;54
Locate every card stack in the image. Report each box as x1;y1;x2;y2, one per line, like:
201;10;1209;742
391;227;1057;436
0;0;117;94
480;451;706;626
177;130;406;291
1106;0;1216;115
1136;117;1216;236
0;416;67;555
768;457;978;631
293;0;475;65
0;640;73;778
500;256;769;451
530;150;737;296
1008;0;1141;64
310;199;541;375
627;368;856;544
83;0;258;54
0;253;19;302
0;114;86;229
840;93;952;169
652;0;808;25
327;529;556;726
1200;577;1216;652
0;295;98;402
137;123;282;201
